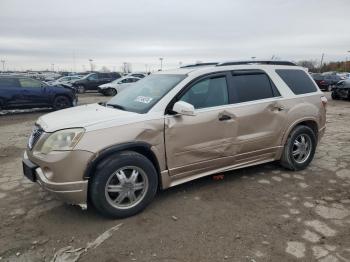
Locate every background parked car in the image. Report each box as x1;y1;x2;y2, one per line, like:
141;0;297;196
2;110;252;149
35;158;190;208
127;73;147;78
311;73;342;91
0;76;77;110
311;74;329;91
331;79;350;100
98;76;141;96
72;72;121;93
46;76;81;86
324;74;343;88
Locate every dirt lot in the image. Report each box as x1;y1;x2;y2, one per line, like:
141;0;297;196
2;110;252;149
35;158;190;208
0;93;349;262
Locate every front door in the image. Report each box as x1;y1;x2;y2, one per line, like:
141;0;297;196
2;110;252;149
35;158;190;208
165;73;237;177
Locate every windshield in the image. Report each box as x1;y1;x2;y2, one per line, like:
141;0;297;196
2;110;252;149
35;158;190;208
107;74;186;113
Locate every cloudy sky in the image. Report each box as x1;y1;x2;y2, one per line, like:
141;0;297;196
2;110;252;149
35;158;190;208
0;0;349;72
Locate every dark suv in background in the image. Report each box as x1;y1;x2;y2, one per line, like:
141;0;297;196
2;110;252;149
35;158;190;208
72;72;121;93
0;76;77;110
311;73;343;91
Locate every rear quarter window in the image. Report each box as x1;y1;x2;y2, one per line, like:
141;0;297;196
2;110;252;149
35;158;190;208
276;69;317;95
0;78;19;88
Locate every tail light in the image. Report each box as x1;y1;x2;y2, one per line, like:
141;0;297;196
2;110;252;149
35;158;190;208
321;96;328;108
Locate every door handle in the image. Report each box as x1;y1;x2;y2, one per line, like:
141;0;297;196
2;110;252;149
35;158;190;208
218;114;232;121
271;104;285;111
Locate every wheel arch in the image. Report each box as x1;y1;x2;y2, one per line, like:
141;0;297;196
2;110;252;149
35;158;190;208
282;118;319;146
52;93;72;105
84;141;162;188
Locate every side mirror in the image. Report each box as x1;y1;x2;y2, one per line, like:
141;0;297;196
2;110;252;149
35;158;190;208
172;101;195;116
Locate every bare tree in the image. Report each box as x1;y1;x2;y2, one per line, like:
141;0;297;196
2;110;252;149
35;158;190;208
297;60;318;72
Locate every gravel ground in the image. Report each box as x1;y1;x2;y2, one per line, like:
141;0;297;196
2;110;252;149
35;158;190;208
0;92;349;262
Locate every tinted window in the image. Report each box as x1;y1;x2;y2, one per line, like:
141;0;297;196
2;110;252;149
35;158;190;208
19;78;42;88
180;76;228;109
276;69;317;94
230;73;277;103
0;78;18;88
87;74;98;80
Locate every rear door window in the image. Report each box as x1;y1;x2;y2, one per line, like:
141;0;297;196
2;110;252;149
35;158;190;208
0;78;19;88
276;69;317;94
229;71;279;103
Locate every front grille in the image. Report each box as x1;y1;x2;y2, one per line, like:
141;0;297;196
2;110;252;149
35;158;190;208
28;126;44;150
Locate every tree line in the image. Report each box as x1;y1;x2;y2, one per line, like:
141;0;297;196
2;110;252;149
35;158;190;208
297;60;350;73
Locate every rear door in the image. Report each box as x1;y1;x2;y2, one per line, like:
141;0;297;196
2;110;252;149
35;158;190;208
98;73;112;85
227;70;287;163
0;78;22;106
19;78;49;105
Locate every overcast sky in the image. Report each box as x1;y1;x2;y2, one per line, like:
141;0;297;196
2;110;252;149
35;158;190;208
0;0;349;72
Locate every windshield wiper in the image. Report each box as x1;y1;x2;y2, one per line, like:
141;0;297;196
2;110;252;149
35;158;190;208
106;103;126;110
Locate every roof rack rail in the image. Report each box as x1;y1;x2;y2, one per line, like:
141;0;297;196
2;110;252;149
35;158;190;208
180;62;218;68
216;60;296;66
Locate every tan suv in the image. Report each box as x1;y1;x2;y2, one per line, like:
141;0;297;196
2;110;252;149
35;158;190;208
23;61;327;218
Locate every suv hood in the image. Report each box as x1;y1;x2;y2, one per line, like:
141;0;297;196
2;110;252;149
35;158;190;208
37;103;138;132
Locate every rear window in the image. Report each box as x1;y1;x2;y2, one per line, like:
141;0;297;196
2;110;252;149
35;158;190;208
276;69;317;95
230;72;280;103
0;78;18;88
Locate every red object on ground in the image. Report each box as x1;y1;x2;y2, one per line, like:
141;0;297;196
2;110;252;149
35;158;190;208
213;175;224;180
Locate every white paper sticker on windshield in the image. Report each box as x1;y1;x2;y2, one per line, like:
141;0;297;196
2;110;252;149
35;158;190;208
134;96;153;104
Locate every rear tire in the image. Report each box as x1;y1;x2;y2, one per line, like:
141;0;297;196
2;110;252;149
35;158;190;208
280;125;316;171
90;151;158;218
53;96;71;110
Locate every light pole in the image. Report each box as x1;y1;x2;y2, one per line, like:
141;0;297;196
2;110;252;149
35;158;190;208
159;57;163;70
346;51;350;72
0;60;5;72
320;53;324;73
89;59;94;72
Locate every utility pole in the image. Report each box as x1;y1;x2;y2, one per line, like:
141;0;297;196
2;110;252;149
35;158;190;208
320;53;324;73
73;50;76;73
51;63;55;72
89;59;93;72
1;60;5;72
159;57;163;70
346;51;350;72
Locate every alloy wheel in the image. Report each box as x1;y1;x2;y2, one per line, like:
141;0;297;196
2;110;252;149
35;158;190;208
105;166;149;209
292;134;312;164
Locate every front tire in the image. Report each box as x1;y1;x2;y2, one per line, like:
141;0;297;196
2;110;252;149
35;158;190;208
105;88;117;96
90;151;158;218
53;96;71;110
280;125;316;171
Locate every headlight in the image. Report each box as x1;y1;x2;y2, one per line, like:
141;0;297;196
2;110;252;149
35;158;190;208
38;128;84;154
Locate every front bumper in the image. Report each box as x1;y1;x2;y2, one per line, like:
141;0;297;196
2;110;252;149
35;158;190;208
23;150;92;206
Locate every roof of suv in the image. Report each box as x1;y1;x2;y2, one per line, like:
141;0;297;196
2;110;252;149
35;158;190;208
156;60;303;76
